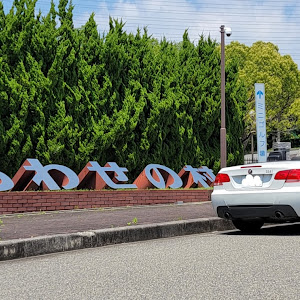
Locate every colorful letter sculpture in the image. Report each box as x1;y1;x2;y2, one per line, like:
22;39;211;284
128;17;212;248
0;172;14;192
178;165;216;188
78;162;137;190
0;158;215;191
134;164;183;189
11;159;79;191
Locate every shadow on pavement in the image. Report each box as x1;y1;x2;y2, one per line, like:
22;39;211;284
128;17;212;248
223;222;300;236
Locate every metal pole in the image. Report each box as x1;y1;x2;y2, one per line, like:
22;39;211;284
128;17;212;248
220;25;226;168
251;132;254;163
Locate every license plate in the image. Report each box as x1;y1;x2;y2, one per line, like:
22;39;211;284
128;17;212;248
242;174;263;187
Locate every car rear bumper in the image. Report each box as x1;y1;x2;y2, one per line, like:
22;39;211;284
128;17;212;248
217;205;299;221
211;187;300;219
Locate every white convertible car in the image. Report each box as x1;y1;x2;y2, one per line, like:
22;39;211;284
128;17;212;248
211;161;300;232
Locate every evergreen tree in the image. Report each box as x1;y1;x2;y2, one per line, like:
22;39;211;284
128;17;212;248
0;0;249;178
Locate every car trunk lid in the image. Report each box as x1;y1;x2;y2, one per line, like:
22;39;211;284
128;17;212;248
220;162;291;191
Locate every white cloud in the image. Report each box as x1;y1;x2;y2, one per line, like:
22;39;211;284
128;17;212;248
3;0;298;67
71;0;300;67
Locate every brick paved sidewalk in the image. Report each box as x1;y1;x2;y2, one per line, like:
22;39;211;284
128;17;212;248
0;202;216;241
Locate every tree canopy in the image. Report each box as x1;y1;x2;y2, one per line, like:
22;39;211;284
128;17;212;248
226;41;300;148
2;0;282;179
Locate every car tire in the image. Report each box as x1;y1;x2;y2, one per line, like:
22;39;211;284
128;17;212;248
232;219;264;233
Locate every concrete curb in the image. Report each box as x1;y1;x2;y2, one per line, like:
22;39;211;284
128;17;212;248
0;217;235;261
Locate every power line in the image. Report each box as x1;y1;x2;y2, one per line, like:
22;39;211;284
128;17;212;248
73;13;300;25
78;19;300;31
3;1;300;57
34;0;300;4
34;0;300;9
65;4;300;19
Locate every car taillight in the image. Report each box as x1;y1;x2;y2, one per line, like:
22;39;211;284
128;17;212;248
274;169;300;182
274;170;290;180
286;169;300;182
214;173;230;186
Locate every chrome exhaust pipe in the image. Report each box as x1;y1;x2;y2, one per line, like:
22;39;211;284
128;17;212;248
224;212;232;220
275;211;284;219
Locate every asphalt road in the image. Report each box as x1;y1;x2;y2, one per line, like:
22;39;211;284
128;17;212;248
1;224;300;300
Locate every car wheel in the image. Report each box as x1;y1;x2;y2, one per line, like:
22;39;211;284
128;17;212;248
232;219;264;233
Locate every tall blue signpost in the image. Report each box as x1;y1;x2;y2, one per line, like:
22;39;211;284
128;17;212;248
255;83;267;163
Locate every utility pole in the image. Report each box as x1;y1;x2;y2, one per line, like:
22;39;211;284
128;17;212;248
220;25;226;169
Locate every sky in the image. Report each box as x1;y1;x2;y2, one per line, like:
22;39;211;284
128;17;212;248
2;0;300;68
